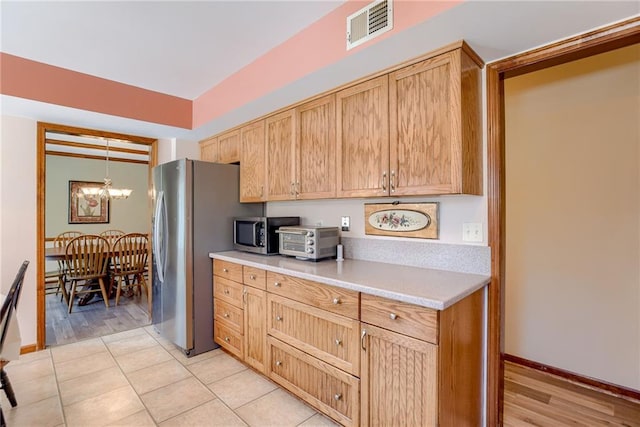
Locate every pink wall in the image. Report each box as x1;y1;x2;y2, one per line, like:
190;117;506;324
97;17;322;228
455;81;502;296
1;0;462;130
0;53;192;129
192;0;461;128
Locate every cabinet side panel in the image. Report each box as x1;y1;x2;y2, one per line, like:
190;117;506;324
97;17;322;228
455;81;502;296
438;288;484;426
460;50;483;195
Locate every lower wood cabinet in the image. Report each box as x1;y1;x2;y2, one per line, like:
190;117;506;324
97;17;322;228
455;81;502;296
213;259;484;427
360;289;483;426
268;336;360;427
243;285;267;373
360;323;437;426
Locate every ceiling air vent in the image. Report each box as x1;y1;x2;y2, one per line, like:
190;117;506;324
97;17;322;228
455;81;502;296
346;0;393;50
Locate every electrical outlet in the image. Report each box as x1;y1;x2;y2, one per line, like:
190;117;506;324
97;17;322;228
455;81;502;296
341;216;350;231
463;223;483;242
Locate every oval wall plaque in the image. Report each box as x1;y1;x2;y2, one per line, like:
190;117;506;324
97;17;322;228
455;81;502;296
368;209;431;232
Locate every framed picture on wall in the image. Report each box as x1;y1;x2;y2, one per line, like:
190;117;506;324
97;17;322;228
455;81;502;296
68;181;110;224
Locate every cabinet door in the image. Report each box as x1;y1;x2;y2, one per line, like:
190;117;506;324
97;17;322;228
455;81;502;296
244;286;267;373
266;109;296;200
336;76;389;198
296;94;336;200
217;129;240;164
240;120;266;202
361;323;437;427
389;51;460;195
199;137;218;162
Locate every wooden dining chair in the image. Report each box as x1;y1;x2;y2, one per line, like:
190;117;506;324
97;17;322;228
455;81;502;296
0;260;29;426
64;235;110;313
44;231;82;305
109;233;149;311
99;229;124;248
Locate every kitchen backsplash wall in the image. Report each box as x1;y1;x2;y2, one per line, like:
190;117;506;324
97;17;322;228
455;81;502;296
266;197;490;275
341;236;490;275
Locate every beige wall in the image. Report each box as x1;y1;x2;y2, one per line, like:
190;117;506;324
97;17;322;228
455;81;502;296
45;155;150;237
0;116;38;345
505;44;640;389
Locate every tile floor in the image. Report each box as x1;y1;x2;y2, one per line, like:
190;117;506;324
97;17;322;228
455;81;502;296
1;326;339;427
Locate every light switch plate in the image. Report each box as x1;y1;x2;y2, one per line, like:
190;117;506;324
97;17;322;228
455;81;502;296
341;216;350;231
463;222;483;242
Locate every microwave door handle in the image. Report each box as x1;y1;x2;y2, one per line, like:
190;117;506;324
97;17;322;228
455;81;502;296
252;222;260;247
275;229;307;235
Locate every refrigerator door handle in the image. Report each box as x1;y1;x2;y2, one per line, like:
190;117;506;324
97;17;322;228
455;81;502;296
153;190;167;283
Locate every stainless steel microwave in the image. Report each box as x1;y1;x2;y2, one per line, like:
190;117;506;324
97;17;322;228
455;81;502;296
233;216;300;255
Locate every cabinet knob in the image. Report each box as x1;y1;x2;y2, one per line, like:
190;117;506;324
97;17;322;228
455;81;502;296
274;282;281;287
275;360;282;367
250;274;256;280
335;339;342;346
332;297;341;305
224;336;230;342
275;315;283;322
223;313;229;318
334;393;342;401
223;268;228;273
224;289;230;294
389;313;398;320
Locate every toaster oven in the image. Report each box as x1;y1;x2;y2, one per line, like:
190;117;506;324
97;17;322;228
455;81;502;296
276;225;339;261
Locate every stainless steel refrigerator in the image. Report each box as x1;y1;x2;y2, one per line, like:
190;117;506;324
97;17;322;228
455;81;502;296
151;159;263;356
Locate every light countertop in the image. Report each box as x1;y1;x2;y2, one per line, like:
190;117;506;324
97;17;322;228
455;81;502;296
209;251;490;310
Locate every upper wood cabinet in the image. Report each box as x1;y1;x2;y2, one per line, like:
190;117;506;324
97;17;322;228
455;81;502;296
240;120;266;202
389;47;482;195
217;129;240;164
266;94;336;201
199;129;240;164
208;41;483;200
336;76;389;198
296;94;336;200
265;109;296;200
199;137;218;163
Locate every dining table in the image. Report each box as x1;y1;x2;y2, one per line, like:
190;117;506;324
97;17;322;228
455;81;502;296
44;245;149;306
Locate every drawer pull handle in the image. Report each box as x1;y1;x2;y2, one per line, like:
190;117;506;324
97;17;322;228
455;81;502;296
223;313;229;318
275;360;282;367
222;268;228;273
335;339;342;346
274;282;281;287
361;329;367;351
389;313;398;320
250;274;256;280
224;336;230;342
332;297;341;305
224;289;230;294
334;393;342;401
275;315;283;322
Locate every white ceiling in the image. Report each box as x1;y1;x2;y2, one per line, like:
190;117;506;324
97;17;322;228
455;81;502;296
1;0;346;99
1;1;638;141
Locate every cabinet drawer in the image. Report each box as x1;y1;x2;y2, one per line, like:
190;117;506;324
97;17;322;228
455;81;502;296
267;294;360;376
214;298;243;332
214;322;243;359
243;266;266;290
213;259;243;283
361;293;439;344
266;272;359;319
214;276;244;308
268;336;359;427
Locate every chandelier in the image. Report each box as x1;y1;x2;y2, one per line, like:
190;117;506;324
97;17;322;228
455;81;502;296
76;139;132;200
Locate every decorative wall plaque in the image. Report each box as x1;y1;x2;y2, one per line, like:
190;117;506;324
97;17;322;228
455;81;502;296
364;202;439;239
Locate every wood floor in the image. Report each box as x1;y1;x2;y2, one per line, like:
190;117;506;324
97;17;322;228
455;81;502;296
45;289;151;347
504;361;640;426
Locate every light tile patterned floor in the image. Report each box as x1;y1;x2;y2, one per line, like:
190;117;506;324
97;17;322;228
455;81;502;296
1;326;339;427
